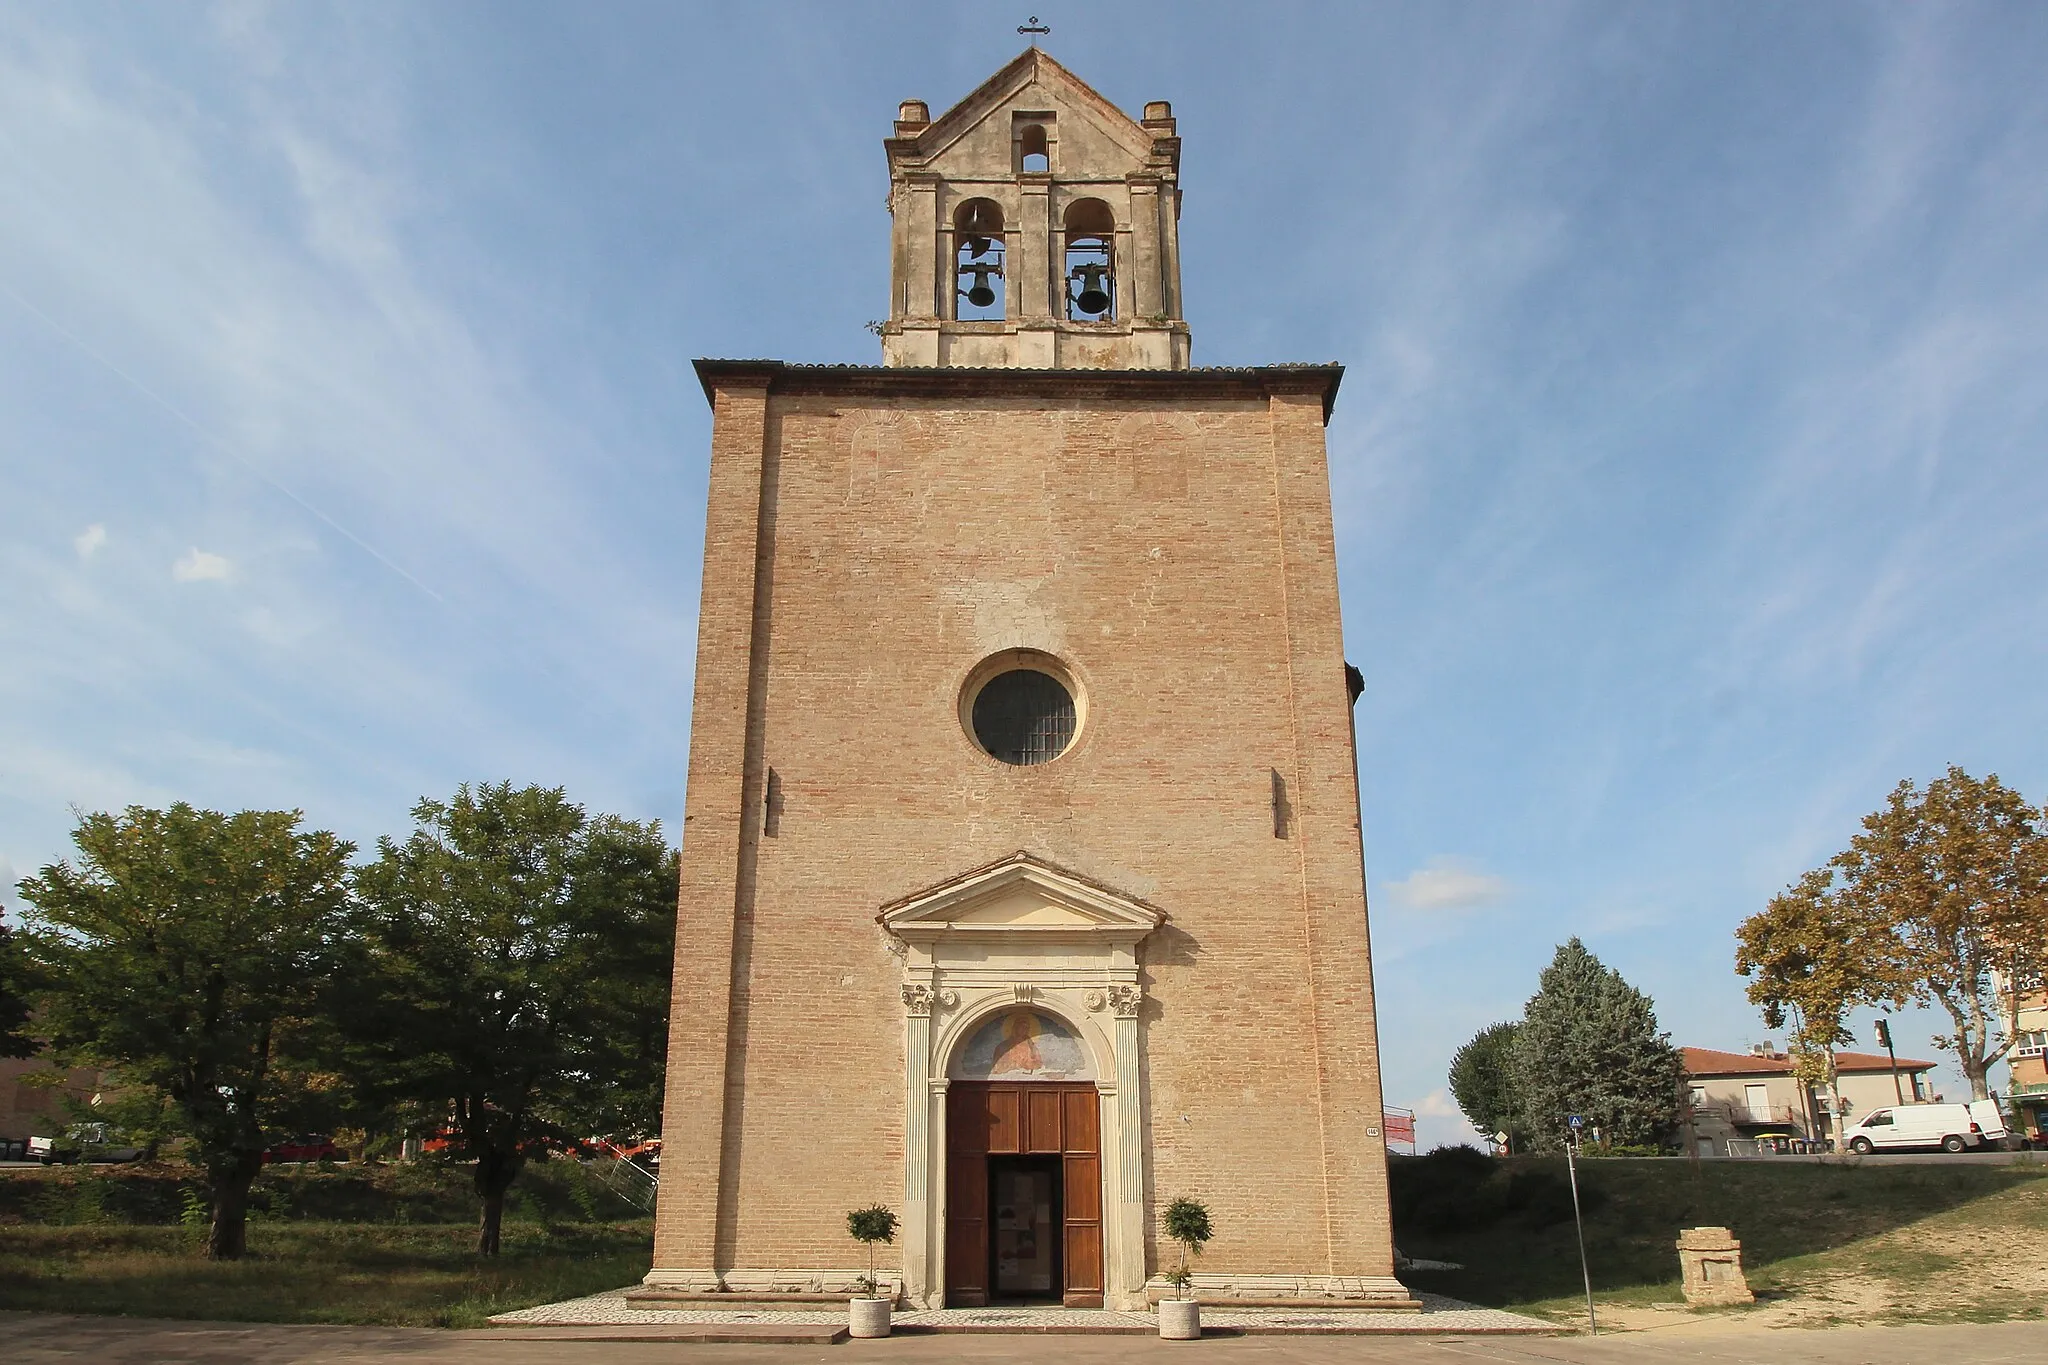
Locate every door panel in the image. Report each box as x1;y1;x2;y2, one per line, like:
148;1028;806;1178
1062;1153;1102;1221
1061;1152;1103;1304
949;1085;991;1155
945;1085;990;1305
1026;1088;1064;1154
945;1156;989;1305
988;1087;1022;1154
1059;1088;1103;1306
1063;1087;1099;1152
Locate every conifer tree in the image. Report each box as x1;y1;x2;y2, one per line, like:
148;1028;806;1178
1515;938;1684;1151
1448;1021;1529;1150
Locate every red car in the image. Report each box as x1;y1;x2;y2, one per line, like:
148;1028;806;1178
263;1134;346;1164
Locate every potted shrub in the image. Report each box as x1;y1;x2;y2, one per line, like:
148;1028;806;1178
1158;1196;1212;1339
846;1204;899;1338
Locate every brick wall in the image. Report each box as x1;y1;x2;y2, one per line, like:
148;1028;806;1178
654;367;1394;1283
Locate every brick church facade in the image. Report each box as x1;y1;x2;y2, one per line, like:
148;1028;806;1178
649;49;1410;1312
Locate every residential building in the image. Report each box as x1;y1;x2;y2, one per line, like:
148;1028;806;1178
1684;1045;1936;1151
0;1057;100;1158
1996;969;2048;1142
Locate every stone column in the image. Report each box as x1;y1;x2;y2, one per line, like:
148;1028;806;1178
1158;186;1183;321
1018;177;1052;320
928;1076;950;1306
1110;983;1146;1308
904;177;939;320
1127;178;1162;320
1114;223;1135;325
901;983;934;1305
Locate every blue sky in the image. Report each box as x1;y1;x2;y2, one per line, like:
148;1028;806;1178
4;3;2045;1150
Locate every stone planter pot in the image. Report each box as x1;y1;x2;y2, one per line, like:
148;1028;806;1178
849;1296;893;1338
1159;1298;1201;1339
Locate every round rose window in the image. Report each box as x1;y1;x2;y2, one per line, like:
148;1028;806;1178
969;667;1077;766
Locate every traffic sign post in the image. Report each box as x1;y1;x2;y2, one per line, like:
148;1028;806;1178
1564;1120;1596;1335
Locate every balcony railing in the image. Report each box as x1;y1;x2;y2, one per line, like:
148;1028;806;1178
1692;1100;1809;1129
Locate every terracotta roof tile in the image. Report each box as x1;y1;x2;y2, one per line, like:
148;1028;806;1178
1683;1046;1936;1076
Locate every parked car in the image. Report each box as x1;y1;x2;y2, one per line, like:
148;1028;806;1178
28;1123;145;1165
262;1134;347;1164
1844;1103;1987;1154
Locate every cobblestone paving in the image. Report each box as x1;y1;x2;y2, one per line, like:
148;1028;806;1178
490;1288;1552;1334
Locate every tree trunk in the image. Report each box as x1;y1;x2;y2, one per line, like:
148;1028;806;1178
207;1155;262;1260
1938;991;1996;1101
473;1144;526;1257
479;1185;505;1257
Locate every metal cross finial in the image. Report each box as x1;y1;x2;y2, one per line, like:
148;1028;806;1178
1018;15;1051;40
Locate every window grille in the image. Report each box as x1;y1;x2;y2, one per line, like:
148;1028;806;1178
971;669;1076;765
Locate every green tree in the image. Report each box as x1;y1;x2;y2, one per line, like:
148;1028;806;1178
1827;767;2048;1100
846;1205;899;1298
341;782;676;1255
1735;867;1909;1131
1161;1196;1213;1298
0;910;37;1058
1516;938;1685;1151
17;805;355;1258
1448;1021;1530;1151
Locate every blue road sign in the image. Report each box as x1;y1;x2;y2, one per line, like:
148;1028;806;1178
1568;1114;1584;1129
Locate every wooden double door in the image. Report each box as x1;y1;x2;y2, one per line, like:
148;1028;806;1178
945;1081;1103;1307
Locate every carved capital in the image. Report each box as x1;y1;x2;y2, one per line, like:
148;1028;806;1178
901;984;935;1017
1108;984;1142;1019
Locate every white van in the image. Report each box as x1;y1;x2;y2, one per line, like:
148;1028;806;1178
1844;1103;1986;1154
1968;1098;2011;1148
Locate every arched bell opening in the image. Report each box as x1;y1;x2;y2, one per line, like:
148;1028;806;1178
1017;122;1050;174
953;198;1007;321
1062;199;1116;322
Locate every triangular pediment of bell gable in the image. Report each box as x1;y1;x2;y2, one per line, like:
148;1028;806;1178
877;851;1165;936
907;48;1155;169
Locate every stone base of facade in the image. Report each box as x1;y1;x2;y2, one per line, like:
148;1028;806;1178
639;1268;905;1303
1141;1274;1420;1309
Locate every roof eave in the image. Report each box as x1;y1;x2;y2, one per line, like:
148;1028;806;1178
690;358;1346;423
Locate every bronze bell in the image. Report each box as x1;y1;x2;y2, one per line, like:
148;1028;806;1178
960;265;1000;309
1070;263;1111;316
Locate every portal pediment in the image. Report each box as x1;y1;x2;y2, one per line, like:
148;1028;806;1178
878;851;1164;944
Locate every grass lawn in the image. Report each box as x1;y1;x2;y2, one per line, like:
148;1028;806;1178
1393;1151;2048;1325
0;1220;652;1327
0;1160;653;1326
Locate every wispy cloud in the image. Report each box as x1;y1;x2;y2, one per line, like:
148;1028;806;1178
171;548;232;583
1383;858;1511;913
0;6;699;874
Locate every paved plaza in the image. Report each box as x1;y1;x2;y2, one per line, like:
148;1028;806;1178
489;1288;1551;1335
8;1310;2048;1363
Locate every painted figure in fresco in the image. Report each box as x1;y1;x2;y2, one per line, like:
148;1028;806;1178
993;1010;1045;1074
953;1008;1093;1081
